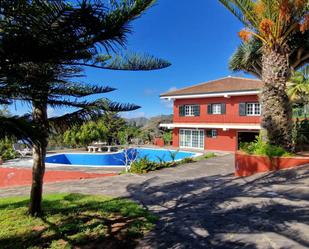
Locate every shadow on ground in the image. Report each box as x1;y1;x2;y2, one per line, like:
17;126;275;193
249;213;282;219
126;166;309;249
0;193;155;249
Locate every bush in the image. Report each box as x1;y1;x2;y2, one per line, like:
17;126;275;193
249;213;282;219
130;154;192;174
179;157;195;164
130;156;158;174
0;138;17;161
240;135;292;157
204;152;216;159
163;131;173;145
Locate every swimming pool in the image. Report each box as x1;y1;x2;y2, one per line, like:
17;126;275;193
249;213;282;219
45;148;199;167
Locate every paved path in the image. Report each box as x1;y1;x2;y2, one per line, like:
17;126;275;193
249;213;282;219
0;154;308;249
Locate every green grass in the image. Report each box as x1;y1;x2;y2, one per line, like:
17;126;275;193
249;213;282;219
0;193;157;249
194;152;217;162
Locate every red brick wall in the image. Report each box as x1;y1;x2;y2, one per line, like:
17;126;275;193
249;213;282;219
172;128;237;151
173;95;260;124
154;138;165;147
172;128;179;147
205;129;237;151
235;152;309;177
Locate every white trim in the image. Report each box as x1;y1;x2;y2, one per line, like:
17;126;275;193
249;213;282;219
160;123;261;130
161;90;260;100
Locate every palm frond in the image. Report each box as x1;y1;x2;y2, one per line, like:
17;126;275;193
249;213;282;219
0;98;11;104
49;99;140;131
229;39;262;77
219;0;256;28
100;52;171;71
0;115;40;145
51;84;116;97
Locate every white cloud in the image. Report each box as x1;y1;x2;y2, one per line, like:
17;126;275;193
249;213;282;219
167;86;177;92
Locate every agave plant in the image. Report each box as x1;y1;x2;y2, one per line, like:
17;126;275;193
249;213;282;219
219;0;309;151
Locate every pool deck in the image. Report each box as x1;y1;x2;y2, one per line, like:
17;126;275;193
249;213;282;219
0;154;308;248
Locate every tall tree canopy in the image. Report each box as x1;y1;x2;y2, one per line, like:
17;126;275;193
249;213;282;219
0;0;170;215
219;0;309;151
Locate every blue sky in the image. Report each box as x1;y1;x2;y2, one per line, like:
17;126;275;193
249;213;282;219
11;0;251;119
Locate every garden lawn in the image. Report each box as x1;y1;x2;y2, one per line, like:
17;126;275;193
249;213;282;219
0;193;156;249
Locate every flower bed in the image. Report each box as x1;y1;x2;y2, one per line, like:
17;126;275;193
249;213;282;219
235;151;309;177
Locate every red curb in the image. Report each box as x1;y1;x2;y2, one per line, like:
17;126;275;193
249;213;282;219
0;168;116;188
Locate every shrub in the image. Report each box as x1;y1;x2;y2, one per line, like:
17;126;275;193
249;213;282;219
240;135;292;157
130;154;189;174
163;131;173;145
0;138;17;161
179;157;195;164
130;156;158;174
204;152;216;159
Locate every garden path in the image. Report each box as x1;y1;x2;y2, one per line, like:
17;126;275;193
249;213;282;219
0;154;308;249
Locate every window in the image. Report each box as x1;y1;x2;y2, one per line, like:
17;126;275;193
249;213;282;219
180;105;200;117
212;104;222;114
208;103;226;115
206;129;217;138
246;103;261;116
239;102;261;116
179;129;204;149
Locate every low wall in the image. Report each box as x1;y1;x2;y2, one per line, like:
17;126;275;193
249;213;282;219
154;138;165;147
235;152;309;177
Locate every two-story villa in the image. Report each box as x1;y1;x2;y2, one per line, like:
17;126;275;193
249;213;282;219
160;77;264;152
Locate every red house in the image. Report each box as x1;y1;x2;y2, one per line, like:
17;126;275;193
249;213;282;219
160;77;264;152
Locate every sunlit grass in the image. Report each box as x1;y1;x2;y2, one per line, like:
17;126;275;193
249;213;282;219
0;193;157;249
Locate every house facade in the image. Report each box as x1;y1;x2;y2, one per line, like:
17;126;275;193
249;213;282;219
160;77;264;152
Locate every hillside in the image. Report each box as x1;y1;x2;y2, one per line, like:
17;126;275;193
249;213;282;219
125;117;149;127
126;114;173;138
125;115;173;128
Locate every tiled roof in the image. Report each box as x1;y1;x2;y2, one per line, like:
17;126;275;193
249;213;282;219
160;77;263;97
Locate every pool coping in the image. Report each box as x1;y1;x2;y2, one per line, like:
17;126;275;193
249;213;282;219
45;147;203;168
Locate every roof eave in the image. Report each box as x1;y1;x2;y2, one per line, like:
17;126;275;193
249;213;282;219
160;90;261;99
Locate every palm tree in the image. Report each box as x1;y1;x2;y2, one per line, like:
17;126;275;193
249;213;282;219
0;0;170;216
288;66;309;102
288;66;309;117
219;0;309;151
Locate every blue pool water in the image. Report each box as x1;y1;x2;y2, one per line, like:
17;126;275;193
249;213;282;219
45;148;197;167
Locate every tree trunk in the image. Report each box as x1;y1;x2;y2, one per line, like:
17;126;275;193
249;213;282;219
261;47;293;151
29;101;49;216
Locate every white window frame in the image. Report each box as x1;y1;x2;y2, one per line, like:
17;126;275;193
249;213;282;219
211;129;217;138
206;129;217;138
246;103;261;116
184;105;199;117
179;129;204;149
212;104;222;114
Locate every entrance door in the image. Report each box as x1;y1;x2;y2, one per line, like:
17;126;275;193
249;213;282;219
179;129;204;149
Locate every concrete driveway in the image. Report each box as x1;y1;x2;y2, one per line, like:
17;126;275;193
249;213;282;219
0;154;308;249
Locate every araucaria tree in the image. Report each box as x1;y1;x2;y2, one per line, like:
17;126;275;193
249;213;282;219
0;0;170;216
219;0;309;151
